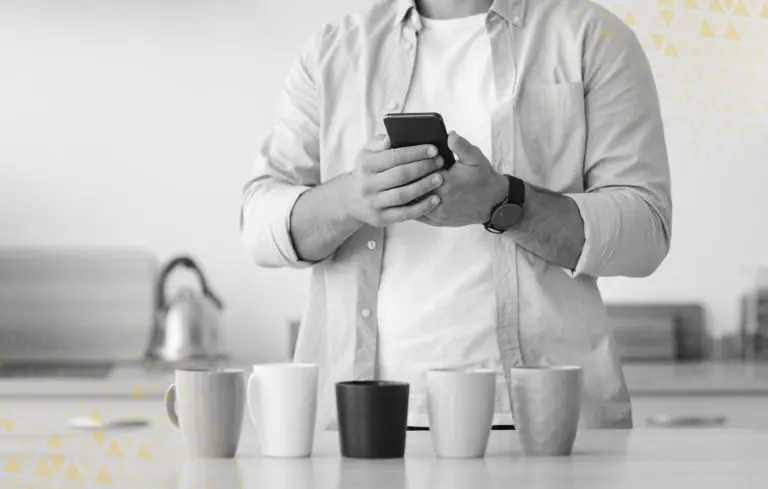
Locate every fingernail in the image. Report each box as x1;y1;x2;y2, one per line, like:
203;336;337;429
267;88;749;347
432;174;442;185
431;196;440;205
435;156;444;167
427;147;437;157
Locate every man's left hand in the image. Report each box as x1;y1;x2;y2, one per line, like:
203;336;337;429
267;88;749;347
418;131;508;227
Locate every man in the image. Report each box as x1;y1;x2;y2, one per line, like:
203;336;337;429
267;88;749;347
241;0;671;430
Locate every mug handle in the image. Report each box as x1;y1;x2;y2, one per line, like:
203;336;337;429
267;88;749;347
165;384;179;429
246;374;261;434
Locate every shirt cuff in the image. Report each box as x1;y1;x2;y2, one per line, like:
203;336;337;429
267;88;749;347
563;192;619;278
243;184;315;268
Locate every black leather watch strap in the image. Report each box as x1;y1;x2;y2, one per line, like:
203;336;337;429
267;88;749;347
484;175;526;233
506;174;525;207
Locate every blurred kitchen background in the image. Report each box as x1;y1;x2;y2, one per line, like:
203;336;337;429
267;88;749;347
1;0;767;428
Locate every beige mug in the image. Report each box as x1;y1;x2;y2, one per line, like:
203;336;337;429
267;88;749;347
165;368;245;458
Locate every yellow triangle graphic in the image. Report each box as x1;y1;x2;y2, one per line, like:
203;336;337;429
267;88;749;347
47;432;63;449
92;430;106;447
4;455;23;473
733;0;750;14
665;42;680;56
33;458;53;478
660;10;675;25
107;439;123;457
685;0;699;8
710;0;726;11
46;453;66;471
700;19;716;36
138;444;153;461
652;33;665;49
65;461;84;481
91;409;103;424
131;386;143;399
724;22;741;40
624;11;637;25
95;466;112;485
0;419;15;434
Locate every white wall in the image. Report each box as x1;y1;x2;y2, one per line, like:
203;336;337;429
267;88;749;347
1;0;766;362
0;0;362;362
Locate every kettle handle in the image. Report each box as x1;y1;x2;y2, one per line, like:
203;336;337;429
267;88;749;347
155;255;224;311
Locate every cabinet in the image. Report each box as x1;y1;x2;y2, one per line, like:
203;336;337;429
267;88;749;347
630;395;768;429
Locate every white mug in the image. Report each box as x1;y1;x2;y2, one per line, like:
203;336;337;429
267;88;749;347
426;368;496;458
247;363;318;457
165;368;245;458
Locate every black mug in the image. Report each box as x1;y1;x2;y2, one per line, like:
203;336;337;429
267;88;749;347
335;381;409;459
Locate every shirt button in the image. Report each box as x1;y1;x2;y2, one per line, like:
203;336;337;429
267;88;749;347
361;309;371;318
388;101;399;111
367;240;377;250
513;16;521;23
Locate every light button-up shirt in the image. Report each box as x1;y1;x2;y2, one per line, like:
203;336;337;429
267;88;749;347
240;0;672;430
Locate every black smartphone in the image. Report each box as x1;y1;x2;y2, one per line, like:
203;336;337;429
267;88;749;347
383;112;455;170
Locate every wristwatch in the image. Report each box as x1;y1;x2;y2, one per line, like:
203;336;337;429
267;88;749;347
484;174;526;234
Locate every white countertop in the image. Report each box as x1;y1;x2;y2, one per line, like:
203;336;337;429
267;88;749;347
0;397;765;489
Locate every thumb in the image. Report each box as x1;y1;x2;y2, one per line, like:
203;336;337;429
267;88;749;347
447;131;482;166
364;133;392;153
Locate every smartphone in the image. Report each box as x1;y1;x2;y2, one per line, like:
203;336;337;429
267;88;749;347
383;112;456;170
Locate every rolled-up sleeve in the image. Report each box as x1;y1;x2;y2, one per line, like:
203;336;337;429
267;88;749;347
240;30;325;269
565;12;672;278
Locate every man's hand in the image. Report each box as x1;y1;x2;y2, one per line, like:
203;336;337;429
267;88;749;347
419;131;507;227
342;134;445;227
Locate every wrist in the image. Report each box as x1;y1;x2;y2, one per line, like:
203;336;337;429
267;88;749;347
487;172;509;220
335;173;365;228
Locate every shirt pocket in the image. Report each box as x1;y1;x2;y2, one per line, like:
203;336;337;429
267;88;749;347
514;81;586;190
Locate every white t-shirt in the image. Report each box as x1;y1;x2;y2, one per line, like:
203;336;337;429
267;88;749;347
376;13;513;427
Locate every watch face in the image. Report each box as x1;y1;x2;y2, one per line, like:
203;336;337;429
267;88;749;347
491;204;523;230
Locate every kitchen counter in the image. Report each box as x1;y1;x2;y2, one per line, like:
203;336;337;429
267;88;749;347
2;362;768;399
0;398;765;489
622;362;768;395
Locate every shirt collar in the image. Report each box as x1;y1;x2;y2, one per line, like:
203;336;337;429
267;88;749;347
395;0;527;28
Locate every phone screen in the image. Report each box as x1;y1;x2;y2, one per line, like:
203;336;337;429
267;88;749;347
383;112;456;170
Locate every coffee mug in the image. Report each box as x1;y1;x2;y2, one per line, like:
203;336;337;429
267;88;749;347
335;381;409;459
247;363;318;457
507;365;583;456
426;368;496;458
165;368;245;458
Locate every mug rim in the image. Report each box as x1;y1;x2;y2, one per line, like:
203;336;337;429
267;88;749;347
427;368;496;375
336;380;409;388
251;362;318;371
175;368;244;375
508;365;582;372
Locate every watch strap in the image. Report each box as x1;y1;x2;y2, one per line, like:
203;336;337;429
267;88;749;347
505;175;525;207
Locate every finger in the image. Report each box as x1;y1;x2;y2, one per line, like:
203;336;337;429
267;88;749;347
372;156;443;191
380;194;441;224
370;144;438;173
447;131;482;166
363;134;392;153
375;172;443;208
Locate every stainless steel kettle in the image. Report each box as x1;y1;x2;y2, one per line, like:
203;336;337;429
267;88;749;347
145;256;225;365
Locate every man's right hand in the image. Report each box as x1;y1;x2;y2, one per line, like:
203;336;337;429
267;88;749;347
342;134;445;228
